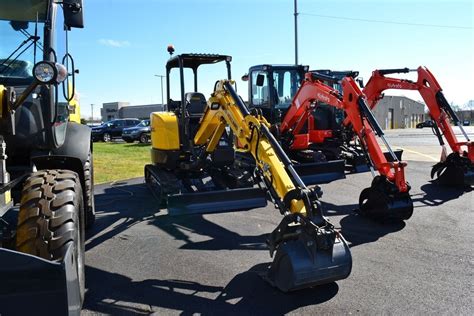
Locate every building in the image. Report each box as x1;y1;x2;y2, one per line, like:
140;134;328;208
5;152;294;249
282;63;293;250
372;96;425;129
100;102;165;122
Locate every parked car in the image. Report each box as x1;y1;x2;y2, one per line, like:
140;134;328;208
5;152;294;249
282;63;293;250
122;119;151;143
463;120;470;126
416;120;435;129
92;118;141;142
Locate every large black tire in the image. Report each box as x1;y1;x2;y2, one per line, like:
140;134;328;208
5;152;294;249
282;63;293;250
84;151;96;228
15;170;86;305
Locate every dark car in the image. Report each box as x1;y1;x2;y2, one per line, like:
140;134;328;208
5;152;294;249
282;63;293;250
416;120;435;129
92;118;141;142
122;119;151;143
463;120;470;126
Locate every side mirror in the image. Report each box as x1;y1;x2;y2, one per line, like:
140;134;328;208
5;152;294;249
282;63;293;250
256;73;265;87
63;0;84;28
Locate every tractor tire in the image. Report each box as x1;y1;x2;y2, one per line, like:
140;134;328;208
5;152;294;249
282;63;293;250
139;133;149;144
15;170;86;305
103;133;111;142
84;151;96;229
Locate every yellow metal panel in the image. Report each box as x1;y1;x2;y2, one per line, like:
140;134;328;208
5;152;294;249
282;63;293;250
0;85;4;118
150;112;180;150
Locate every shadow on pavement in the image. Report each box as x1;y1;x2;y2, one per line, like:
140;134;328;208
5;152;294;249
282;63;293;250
149;214;268;251
84;264;339;315
322;201;406;248
411;182;472;208
86;182;159;250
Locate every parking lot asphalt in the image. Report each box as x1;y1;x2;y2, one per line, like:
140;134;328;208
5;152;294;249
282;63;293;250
82;158;473;315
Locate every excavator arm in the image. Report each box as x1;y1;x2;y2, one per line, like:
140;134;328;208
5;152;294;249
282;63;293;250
279;72;413;221
363;67;474;187
193;80;352;291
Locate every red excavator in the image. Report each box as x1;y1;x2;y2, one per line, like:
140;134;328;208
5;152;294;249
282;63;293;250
363;67;474;187
281;71;413;221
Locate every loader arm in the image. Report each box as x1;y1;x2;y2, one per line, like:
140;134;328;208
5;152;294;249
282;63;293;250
193;80;352;291
277;73;413;220
363;67;473;187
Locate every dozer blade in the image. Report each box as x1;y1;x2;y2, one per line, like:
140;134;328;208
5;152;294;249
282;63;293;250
431;153;474;187
0;244;81;315
167;187;267;216
266;231;352;292
293;159;346;185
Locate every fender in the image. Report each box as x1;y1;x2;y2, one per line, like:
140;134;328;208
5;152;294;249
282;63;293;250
32;122;93;223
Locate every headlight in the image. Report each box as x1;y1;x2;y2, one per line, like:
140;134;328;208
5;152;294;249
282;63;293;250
33;61;67;84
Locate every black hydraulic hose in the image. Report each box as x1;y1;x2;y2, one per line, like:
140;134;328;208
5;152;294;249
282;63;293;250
377;67;410;75
436;91;460;124
224;81;250;116
431;124;445;146
358;97;384;136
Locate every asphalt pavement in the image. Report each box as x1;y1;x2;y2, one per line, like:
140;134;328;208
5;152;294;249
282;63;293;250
82;129;473;315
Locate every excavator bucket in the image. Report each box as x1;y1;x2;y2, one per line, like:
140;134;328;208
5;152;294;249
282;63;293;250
431;153;474;187
293;159;346;185
0;244;81;315
358;176;413;221
266;231;352;292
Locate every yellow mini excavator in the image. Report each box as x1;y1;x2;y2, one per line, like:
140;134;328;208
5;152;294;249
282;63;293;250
145;51;352;292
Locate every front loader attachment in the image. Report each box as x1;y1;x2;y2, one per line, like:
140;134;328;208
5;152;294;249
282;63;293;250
293;159;346;185
265;215;351;292
0;244;81;316
431;152;474;187
358;175;413;221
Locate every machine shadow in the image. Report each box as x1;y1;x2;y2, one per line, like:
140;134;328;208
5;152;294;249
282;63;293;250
321;201;406;248
84;264;339;315
148;214;268;251
411;182;472;208
85;181;159;250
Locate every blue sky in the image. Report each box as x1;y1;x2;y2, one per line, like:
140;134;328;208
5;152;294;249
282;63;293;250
69;0;473;119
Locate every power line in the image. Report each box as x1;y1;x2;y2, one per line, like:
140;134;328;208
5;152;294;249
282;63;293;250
299;12;473;30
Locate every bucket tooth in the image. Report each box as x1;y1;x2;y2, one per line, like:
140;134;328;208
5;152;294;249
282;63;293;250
358;176;413;222
266;231;352;292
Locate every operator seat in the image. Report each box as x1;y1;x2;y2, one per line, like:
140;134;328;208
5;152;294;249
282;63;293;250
185;92;206;138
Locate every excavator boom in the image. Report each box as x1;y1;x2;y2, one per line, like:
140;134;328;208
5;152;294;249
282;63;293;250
192;80;352;291
363;67;473;187
281;72;413;221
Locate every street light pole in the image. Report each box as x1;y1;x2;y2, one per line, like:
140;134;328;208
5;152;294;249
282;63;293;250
154;75;165;105
294;0;298;65
90;103;94;122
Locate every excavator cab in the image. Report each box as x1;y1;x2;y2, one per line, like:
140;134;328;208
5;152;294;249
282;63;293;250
242;64;346;185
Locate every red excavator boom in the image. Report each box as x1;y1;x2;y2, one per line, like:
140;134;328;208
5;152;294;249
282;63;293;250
281;72;413;221
363;67;473;187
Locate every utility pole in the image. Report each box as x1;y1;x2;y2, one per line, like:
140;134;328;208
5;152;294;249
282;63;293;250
154;74;165;105
294;0;298;65
90;103;94;122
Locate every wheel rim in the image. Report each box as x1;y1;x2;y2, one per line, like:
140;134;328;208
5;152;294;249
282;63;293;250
140;134;147;143
103;133;111;142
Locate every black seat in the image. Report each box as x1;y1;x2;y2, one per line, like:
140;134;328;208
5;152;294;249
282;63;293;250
185;92;207;117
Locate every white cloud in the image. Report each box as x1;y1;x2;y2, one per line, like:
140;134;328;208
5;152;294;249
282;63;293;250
98;39;131;48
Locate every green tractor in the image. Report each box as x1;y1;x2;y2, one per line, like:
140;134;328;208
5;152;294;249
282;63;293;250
0;1;93;314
